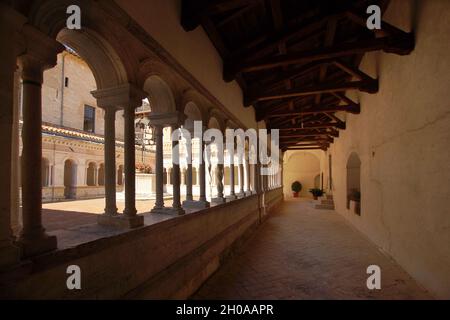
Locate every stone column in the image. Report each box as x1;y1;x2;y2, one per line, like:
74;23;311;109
237;162;245;198
121;104;144;227
213;164;225;203
151;125;165;212
198;139;209;207
101;107;118;217
183;132;194;204
186;163;193;201
17;25;63;257
226;150;237;201
245;153;251;195
212;136;225;204
171;125;185;215
0;5;25;266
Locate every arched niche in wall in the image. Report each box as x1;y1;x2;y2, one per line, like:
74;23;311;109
346;152;361;215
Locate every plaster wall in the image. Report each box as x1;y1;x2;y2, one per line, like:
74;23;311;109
328;0;450;299
114;0;257;130
283;151;324;198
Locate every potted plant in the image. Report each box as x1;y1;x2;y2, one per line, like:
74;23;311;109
291;181;302;197
309;188;324;200
135;163;153;174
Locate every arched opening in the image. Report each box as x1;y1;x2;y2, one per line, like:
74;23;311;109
117;165;124;186
192;167;198;186
64;160;77;199
168;168;173;185
42;158;51;187
283;151;320;198
224;166;231;186
98;164;105;186
181;168;186;185
346;152;361;215
314;174;321;189
86;162;97;186
163;168;168;184
143;75;177;114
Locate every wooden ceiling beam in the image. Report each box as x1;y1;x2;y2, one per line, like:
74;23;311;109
226;35;414;79
266;104;360;118
247;79;378;103
302;122;346;130
333;59;376;81
223;5;352;81
245;60;334;106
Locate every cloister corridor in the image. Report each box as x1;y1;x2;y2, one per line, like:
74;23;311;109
192;199;430;300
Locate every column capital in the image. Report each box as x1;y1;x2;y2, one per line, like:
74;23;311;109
17;25;64;83
91;83;145;109
148;111;186;127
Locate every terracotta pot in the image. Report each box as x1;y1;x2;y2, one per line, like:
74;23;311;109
313;196;318;200
293;192;299;198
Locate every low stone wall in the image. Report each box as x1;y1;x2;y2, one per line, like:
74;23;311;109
42;185;124;202
1;189;284;299
260;187;284;221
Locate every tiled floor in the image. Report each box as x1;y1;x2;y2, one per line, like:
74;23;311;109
192;198;431;300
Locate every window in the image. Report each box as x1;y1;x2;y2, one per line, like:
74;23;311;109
83;105;95;133
65;77;69;87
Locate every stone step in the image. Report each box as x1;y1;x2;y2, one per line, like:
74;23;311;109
326;194;334;200
321;199;334;205
315;204;335;210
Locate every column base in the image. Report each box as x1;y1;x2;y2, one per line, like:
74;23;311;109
237;192;246;198
18;234;57;258
97;214;144;229
211;197;226;205
182;200;210;209
225;194;237;202
0;242;21;270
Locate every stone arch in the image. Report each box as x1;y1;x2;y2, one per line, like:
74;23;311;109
283;151;320;198
143;75;178;114
346;152;361;214
28;1;135;89
183;101;203;132
208;111;225;132
56;28;128;90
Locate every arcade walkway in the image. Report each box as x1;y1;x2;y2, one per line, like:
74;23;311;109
192;199;431;300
